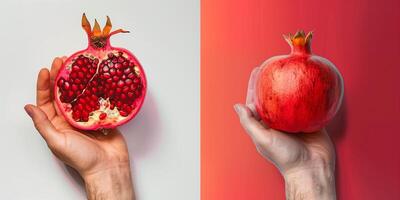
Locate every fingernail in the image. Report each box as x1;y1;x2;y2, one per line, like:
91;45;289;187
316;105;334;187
24;105;33;118
234;104;241;114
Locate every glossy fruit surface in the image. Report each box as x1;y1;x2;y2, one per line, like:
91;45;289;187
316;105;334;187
54;14;146;130
254;31;343;133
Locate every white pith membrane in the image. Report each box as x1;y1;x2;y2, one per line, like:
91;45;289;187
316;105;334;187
57;50;142;128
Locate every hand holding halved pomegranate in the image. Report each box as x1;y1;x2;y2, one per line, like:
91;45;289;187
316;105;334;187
253;31;343;133
25;58;135;199
55;14;147;130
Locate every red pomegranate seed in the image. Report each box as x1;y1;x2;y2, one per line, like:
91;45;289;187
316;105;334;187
99;113;107;120
67;90;74;97
77;104;83;110
91;94;97;100
108;90;114;96
72;65;80;71
119;110;128;117
116;101;122;107
71;84;78;91
77;72;84;78
57;78;65;87
122;86;129;93
81;111;89;121
63;81;70;90
115;63;122;69
71;72;78;78
117;80;125;87
127;73;135;79
74;79;81;84
76;59;83;66
125;79;132;85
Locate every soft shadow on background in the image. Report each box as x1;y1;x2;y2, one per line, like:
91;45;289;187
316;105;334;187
326;96;347;197
327;97;347;141
122;92;161;159
58;92;161;196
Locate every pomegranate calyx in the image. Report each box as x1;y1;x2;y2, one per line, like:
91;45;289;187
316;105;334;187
82;13;129;49
284;30;313;55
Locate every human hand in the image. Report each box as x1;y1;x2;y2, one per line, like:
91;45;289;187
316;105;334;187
234;67;336;200
24;57;135;200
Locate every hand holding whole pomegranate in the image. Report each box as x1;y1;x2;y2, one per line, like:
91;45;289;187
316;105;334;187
24;58;135;200
234;67;336;200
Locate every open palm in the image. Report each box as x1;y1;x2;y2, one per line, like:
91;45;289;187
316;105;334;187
25;57;129;177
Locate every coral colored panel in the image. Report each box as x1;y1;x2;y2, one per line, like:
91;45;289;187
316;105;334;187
201;0;400;199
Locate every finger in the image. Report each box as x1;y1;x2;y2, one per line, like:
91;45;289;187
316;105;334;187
246;67;260;105
36;68;52;106
234;104;299;162
247;103;261;121
24;104;63;148
246;67;261;120
50;57;64;88
234;104;271;144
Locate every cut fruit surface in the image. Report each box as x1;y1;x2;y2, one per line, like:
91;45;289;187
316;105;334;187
54;14;146;130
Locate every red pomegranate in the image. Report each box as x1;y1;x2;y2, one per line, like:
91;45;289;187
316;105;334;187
254;31;343;133
54;14;146;130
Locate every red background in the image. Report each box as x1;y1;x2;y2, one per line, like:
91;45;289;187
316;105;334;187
201;0;400;199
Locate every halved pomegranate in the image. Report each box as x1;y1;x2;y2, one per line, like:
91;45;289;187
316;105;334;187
54;14;147;130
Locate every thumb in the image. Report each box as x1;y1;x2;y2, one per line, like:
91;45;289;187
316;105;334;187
24;104;62;147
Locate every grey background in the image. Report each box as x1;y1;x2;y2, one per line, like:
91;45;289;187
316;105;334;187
0;0;199;199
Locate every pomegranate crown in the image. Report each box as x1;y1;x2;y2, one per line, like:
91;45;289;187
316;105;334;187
283;30;313;54
82;13;129;49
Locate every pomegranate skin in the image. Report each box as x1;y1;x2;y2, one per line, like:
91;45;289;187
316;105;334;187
254;31;343;133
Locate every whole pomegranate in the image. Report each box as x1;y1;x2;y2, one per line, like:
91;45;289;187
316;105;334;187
254;31;343;133
54;14;146;130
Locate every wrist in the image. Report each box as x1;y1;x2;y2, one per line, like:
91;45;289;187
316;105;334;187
83;163;134;200
283;163;336;200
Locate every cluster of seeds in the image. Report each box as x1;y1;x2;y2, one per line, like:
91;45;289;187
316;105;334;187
58;55;98;103
98;52;143;117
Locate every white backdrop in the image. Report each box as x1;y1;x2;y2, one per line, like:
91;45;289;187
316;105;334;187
0;0;199;199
